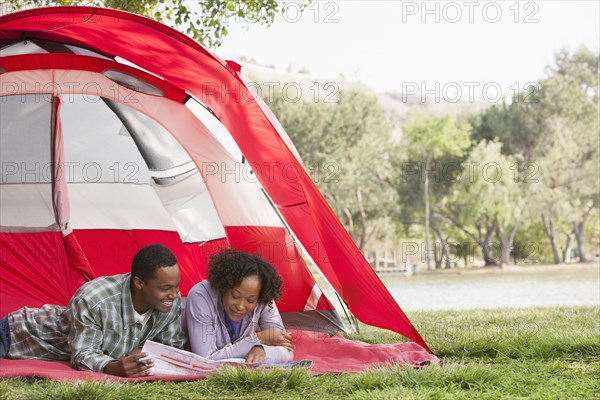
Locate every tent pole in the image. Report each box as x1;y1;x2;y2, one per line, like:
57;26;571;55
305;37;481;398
335;293;360;334
257;187;359;332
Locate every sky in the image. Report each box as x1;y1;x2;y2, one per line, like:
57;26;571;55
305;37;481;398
217;1;599;101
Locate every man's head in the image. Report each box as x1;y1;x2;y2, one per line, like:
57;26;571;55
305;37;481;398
132;244;178;281
130;245;180;314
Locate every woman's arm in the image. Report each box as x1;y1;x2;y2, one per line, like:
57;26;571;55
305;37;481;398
256;302;294;363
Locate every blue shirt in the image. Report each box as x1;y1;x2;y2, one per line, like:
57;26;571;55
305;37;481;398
223;312;243;343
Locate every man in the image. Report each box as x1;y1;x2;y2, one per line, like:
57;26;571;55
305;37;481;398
0;244;185;377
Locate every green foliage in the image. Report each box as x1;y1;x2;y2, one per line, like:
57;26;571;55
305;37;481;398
401;112;472;162
471;92;542;161
395;112;473;267
395;112;472;226
585;208;600;251
540;46;599;121
512;222;555;264
444;140;525;229
4;0;294;48
525;46;600;262
267;88;397;250
456;46;599;264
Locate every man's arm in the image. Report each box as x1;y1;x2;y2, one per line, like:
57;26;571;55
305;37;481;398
67;298;114;372
103;350;154;377
68;299;152;377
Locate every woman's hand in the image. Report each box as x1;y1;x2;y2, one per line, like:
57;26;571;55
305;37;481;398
245;345;266;363
256;329;295;351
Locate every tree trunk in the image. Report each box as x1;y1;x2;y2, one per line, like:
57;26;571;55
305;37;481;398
573;221;586;262
342;207;354;242
477;219;498;266
356;188;367;252
434;242;442;269
441;212;496;267
431;215;452;268
424;161;433;269
560;228;573;263
572;203;593;262
496;220;519;266
328;193;355;240
541;211;562;264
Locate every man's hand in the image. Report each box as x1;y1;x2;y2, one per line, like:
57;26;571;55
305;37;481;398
245;345;266;364
256;329;294;351
103;351;154;377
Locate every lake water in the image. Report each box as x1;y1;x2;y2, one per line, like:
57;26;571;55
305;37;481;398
316;266;600;311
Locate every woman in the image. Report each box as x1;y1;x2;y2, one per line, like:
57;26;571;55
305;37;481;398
185;249;294;364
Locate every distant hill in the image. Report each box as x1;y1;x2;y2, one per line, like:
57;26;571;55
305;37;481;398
238;61;491;126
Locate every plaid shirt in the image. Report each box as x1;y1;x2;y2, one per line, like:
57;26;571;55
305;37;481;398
8;273;185;372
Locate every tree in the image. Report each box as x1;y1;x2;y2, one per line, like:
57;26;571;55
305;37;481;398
491;149;527;266
441;140;525;266
513;222;554;264
400;112;472;269
473;46;599;264
532;46;599;263
4;0;296;48
471;88;543;162
391;150;468;269
266;89;398;252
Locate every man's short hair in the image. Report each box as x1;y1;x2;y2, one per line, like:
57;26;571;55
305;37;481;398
131;244;177;282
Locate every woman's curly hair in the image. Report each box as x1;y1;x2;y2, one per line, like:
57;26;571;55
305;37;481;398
207;248;283;305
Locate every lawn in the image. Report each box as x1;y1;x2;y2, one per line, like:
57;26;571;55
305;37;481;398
1;306;598;399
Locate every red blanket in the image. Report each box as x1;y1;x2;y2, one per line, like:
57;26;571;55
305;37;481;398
0;330;438;382
292;330;439;374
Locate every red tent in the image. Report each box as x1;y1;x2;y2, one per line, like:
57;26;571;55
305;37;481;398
0;6;430;351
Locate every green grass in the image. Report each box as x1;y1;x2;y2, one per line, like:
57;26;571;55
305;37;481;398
1;306;598;399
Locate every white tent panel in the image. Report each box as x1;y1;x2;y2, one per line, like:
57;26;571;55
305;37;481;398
0;94;52;184
60;95;152;184
67;183;177;230
0;184;56;229
0;41;46;56
0;40;111;59
175;101;284;228
186;98;243;162
3;69;284;233
152;171;226;242
201;161;284;228
0;94;55;229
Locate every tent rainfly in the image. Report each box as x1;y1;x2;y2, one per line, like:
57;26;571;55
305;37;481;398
0;6;430;351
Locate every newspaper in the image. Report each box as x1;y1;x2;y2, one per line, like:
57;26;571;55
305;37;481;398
140;340;255;376
140;340;312;376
